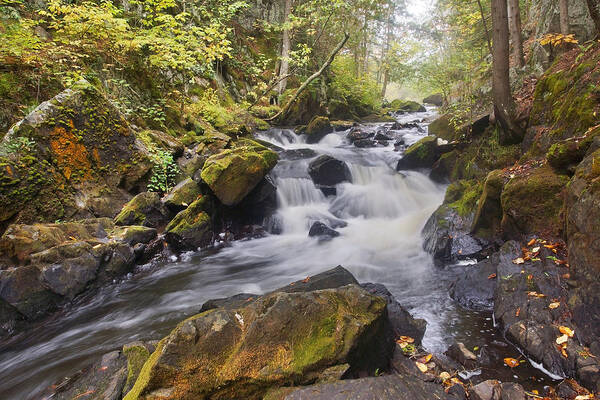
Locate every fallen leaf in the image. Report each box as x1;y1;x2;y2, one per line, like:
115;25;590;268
418;354;432;364
527;238;536;246
504;357;519;368
556;334;568;345
513;258;525;265
515;307;521;317
301;277;310;283
527;274;533;281
562;273;571;279
99;366;108;371
415;361;428;373
560;346;568;358
574;395;594;400
531;246;541;253
398;336;414;343
528;291;546;298
549;302;560;309
488;273;497;280
439;371;451;381
559;326;575;337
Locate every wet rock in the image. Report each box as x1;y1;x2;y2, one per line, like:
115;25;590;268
282;148;318;160
374;132;393;141
0;80;153;228
236;175;278;222
423;93;443;106
445;342;478;369
308;155;352;187
471;170;505;236
430;151;458;182
124;285;393;400
354;139;377;148
470;380;501;400
330;120;355;131
164;195;214;251
347;127;373;142
361;283;426;345
51;350;128;400
177;132;231;178
284;374;453;400
114;192;169;229
305;116;333;144
450;258;496;311
499;383;527;400
122;341;155;397
161;178;201;213
111;226;157;247
422;205;488;265
308;222;340;240
396;136;439;170
200;139;278;206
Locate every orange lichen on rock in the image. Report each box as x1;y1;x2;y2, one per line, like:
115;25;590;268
49;125;93;181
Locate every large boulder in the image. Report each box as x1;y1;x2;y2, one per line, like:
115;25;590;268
177;131;232;178
471;170;505;237
114;192;170;228
500;164;569;238
449;257;497;311
423;93;443;106
200;139;278;206
164;195;214;250
304;116;333;144
308;155;352;187
390;99;426;113
124;285;393;400
0;80;152;230
396;136;439;170
161;178;201;213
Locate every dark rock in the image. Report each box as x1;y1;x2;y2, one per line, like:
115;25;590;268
430;151;458;183
470;380;501;400
347;127;373;142
330;120;354;131
284;375;453;400
177;132;231;178
361;283;426;345
51;350;127;400
164;195;214;251
445;342;478;369
282;148;318;160
422;205;488;265
308;222;340;240
390;99;427;113
471;170;505;236
423;93;443;106
308;155;352;187
499;383;527;400
450;258;497;311
354;139;376;148
237;175;278;222
375;132;393;141
111;226;157;247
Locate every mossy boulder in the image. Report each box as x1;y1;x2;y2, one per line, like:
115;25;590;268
500;164;569;238
427;115;456;141
114;192;169;229
423;93;443;106
546;128;598;173
396;136;439;170
122;342;153;397
124;285;390;400
390;99;426;113
471;170;506;237
177;131;232;178
304;116;333;144
0;80;153;228
200;139;278;206
137;130;184;158
162;178;201;213
164;195;214;250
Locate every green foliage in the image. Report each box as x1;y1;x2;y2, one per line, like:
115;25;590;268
0;136;36;156
147;149;179;194
330;55;381;116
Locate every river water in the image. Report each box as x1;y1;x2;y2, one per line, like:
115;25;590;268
0;109;550;399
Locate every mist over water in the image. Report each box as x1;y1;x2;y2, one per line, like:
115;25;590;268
0;109;494;399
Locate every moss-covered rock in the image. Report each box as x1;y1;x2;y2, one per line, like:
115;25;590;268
110;225;157;247
200;139;278;206
390;99;426;113
0;80;153;228
471;170;506;237
162;178;201;213
427;115;456;141
546;127;599;172
123;342;152;397
500;164;569;238
164;195;214;250
396;136;439;170
114;192;169;228
304;116;333;144
124;285;390;400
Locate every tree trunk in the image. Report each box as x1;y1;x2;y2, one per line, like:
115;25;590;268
381;3;394;98
559;0;570;34
507;0;524;67
267;33;350;123
476;0;493;55
586;0;600;35
491;0;523;144
278;0;293;95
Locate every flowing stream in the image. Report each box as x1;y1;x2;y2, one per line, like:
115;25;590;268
0;109;550;399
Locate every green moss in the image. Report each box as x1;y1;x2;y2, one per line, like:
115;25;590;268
390;99;426;113
122;343;151;396
165;196;212;234
291;315;338;372
446;179;483;217
305;116;331;137
114;192;160;226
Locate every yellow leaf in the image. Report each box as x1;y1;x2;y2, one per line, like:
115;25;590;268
556;334;568;345
439;372;451;381
549;302;560;309
418;354;433;364
559;326;575;337
504;358;519;368
415;361;428;373
399;336;414;343
513;258;525;264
